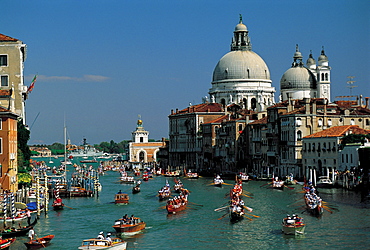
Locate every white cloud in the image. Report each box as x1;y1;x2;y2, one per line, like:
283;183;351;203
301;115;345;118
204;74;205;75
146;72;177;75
25;74;110;82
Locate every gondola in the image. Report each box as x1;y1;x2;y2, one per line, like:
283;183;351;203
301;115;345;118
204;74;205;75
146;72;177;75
1;218;37;238
132;185;140;194
0;238;15;249
52;198;64;210
24;235;54;249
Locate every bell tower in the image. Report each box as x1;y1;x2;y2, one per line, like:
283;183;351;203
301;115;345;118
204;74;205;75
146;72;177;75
132;115;149;143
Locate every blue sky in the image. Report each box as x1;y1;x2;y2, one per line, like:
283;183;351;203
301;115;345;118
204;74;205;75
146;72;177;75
2;0;369;145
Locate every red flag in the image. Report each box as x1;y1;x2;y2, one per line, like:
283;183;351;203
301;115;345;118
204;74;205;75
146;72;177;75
27;75;37;93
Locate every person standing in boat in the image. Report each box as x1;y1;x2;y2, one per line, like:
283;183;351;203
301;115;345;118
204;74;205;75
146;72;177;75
26;209;32;225
28;226;35;242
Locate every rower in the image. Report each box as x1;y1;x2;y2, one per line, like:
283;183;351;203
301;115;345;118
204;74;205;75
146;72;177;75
97;231;104;240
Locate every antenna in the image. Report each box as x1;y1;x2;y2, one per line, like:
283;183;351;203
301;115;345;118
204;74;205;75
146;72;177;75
346;76;357;96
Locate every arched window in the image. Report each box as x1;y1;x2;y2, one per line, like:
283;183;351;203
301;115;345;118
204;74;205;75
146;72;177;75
221;99;226;107
318;118;323;127
350;119;355;125
325;73;328;81
321;73;324;81
328;119;332;127
251;98;257;110
297;130;302;141
139;151;145;162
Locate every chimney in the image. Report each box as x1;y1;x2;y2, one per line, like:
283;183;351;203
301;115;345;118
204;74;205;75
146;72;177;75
171;109;174;115
366;97;370;109
359;95;363;107
176;108;178;113
287;93;293;112
304;98;310;114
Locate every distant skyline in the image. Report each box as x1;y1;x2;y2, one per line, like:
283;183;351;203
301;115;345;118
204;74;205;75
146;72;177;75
3;0;369;145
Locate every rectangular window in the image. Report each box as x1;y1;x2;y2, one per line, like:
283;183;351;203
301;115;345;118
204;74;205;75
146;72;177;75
1;76;8;87
0;138;2;154
0;55;7;66
0;118;2;130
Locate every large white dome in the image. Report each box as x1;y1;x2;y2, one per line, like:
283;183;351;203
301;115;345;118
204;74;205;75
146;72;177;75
212;50;271;83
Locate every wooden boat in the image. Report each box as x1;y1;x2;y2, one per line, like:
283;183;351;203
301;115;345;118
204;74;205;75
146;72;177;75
142;173;149;181
0;214;27;222
166;195;188;214
272;180;284;190
134;169;141;176
68;187;93;197
173;182;183;193
185;172;199;179
238;172;249;182
229;207;244;223
282;215;305;235
78;237;127;250
164;170;181;177
115;193;129;204
52;198;64;210
1;218;37;238
24;235;54;249
214;175;224;187
0;238;15;250
120;176;135;184
316;176;334;188
158;187;171;201
304;192;324;216
132;185;140;194
112;218;146;235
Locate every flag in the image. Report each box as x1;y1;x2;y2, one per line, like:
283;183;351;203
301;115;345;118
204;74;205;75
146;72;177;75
27;75;37;94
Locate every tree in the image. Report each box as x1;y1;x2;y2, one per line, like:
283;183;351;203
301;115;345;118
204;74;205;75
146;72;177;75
17;119;31;172
341;134;370;148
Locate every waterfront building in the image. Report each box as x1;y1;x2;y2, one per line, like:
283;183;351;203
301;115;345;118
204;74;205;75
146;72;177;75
209;16;275;111
0;107;19;192
0;34;28;122
168;103;224;170
302;125;370;185
260;97;370;179
29;146;52;157
128;118;165;165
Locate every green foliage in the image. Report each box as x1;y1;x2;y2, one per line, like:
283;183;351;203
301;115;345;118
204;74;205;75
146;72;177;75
340;134;370;149
17;119;31;169
94;140;130;154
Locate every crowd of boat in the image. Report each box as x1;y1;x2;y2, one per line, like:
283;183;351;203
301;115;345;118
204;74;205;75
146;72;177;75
0;156;342;249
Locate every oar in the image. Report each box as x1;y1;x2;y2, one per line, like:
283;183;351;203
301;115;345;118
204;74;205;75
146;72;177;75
284;185;295;190
189;202;203;206
34;234;45;248
223;183;233;186
214;205;229;212
242;215;253;221
245;213;260;218
217;212;229;220
260;182;272;187
243;205;253;213
242;191;253;195
323;206;333;213
241;194;253;199
64;205;74;209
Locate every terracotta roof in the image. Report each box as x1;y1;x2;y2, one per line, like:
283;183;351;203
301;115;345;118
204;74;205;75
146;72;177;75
249;116;268;125
0;34;19;42
172;103;223;115
203;115;229;124
304;125;370;138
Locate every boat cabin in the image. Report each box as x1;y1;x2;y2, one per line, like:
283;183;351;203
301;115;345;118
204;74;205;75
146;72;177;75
115;193;129;204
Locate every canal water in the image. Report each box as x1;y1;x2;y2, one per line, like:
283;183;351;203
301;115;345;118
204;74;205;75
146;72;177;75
10;159;370;249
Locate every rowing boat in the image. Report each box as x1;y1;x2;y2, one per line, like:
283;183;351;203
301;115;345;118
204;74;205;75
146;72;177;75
24;235;54;249
78;237;127;250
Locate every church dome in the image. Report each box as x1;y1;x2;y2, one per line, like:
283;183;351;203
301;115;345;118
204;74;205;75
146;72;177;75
212;50;270;82
235;22;247;32
280;66;316;90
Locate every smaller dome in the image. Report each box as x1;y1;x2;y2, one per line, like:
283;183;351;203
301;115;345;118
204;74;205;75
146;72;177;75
235;23;247;32
306;52;316;66
280;67;316;90
318;47;328;62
